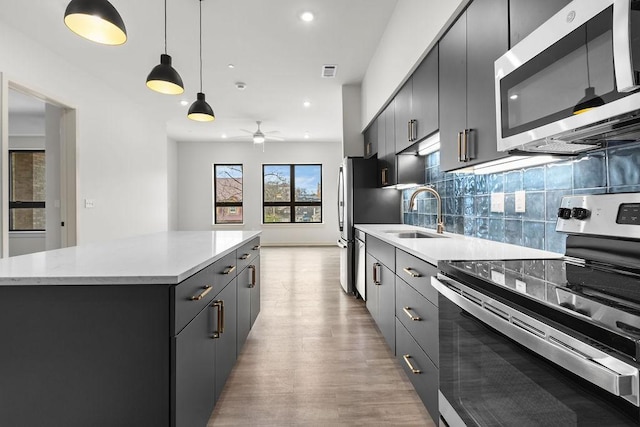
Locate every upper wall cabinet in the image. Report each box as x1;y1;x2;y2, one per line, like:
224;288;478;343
509;0;571;48
439;0;509;172
395;47;439;154
364;119;378;159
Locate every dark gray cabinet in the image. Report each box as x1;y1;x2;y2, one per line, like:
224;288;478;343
174;300;217;427
365;236;396;353
396;47;439;153
250;261;261;328
237;239;260;349
364;120;378;159
439;0;509;172
0;238;261;427
214;279;238;402
510;0;571;47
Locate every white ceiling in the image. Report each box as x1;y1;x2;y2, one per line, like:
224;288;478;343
1;0;398;143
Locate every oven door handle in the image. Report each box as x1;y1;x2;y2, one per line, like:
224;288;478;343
432;275;640;406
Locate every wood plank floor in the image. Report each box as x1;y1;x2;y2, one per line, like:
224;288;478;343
208;246;435;426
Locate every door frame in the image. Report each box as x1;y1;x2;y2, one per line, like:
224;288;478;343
0;73;77;257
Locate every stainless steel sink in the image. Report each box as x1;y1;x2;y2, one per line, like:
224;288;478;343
394;231;446;239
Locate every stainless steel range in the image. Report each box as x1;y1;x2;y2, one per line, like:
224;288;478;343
433;193;640;426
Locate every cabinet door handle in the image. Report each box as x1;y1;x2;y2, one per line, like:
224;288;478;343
407;120;412;141
403;307;422;321
211;300;224;339
402;267;421;278
240;253;251;260
457;131;463;162
248;265;257;288
373;262;382;285
190;285;212;301
403;354;422;374
410;120;417;141
252;245;261;251
223;265;236;275
381;168;388;186
462;129;468;162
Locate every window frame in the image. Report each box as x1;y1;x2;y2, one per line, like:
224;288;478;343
262;164;323;224
213;164;244;225
9;149;46;232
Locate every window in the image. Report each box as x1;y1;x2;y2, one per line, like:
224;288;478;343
214;164;243;224
263;164;322;223
9;150;46;231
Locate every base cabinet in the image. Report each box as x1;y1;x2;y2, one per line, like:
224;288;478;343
396;319;439;422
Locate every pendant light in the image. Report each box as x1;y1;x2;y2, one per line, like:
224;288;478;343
573;28;605;115
188;0;215;122
64;0;127;45
146;0;184;94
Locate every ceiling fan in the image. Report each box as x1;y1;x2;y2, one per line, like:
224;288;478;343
234;121;284;144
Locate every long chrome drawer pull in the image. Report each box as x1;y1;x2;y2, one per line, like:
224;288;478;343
248;265;256;288
223;265;236;275
240;253;251;260
403;267;421;278
403;307;421;321
403;354;422;374
190;285;212;301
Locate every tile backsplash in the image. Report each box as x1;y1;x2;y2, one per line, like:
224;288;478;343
402;141;640;254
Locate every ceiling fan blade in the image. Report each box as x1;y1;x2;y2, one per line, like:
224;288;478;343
264;130;281;134
227;135;250;140
266;135;285;141
239;129;253;134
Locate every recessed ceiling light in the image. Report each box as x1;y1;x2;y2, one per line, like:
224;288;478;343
300;11;314;22
228;64;235;69
180;100;189;106
510;94;518;100
304;132;310;139
303;100;311;108
221;133;227;139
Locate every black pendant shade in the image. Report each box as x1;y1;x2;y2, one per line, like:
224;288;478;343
64;0;127;45
572;87;605;115
188;0;215;122
147;55;184;95
188;92;215;122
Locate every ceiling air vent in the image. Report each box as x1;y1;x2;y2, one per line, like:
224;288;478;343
321;64;337;78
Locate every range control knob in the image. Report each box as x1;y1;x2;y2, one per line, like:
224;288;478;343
571;207;590;220
557;208;572;219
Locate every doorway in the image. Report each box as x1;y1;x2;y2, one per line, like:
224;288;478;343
1;79;77;257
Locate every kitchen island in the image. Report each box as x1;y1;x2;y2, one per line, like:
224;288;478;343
0;230;261;427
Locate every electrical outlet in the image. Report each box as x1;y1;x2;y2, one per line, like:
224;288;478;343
515;191;526;213
490;192;504;213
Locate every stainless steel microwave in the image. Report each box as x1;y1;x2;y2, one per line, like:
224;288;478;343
494;0;640;154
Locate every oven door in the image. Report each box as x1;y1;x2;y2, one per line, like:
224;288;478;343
494;0;640;153
432;275;640;427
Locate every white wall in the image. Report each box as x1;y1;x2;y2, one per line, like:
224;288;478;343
167;137;179;231
177;140;342;246
361;0;469;129
0;24;170;245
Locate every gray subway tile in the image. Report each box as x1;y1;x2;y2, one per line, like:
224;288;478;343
505;170;523;193
522;221;545;250
505;219;523;246
524;192;545;221
489;218;505;243
545;162;573;190
573;152;606;189
523;167;545;191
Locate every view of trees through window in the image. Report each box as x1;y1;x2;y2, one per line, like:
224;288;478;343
263;164;322;223
214;165;243;224
9;150;46;231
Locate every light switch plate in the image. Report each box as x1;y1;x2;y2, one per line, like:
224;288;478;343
515;191;526;213
491;192;505;213
85;199;95;209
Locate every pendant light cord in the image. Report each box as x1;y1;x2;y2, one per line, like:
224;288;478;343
163;0;167;54
199;0;203;92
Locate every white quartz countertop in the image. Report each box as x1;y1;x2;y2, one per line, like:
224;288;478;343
0;230;261;286
355;224;562;266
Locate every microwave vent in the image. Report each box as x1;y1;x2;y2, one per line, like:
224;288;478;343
529;141;600;154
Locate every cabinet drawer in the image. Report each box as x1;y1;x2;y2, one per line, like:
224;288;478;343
396;249;438;305
366;236;395;270
396;277;438;366
396;319;439;423
237;237;260;272
173;251;237;335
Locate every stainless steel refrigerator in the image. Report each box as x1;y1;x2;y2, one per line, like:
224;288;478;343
337;157;401;297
